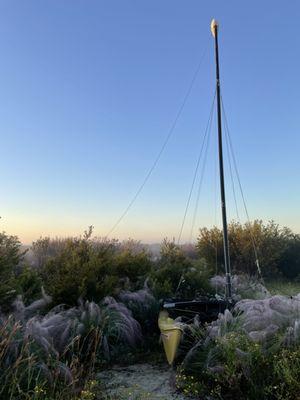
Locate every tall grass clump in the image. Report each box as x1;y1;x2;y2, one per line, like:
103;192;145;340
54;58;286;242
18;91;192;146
178;294;300;399
0;290;142;399
178;328;300;399
118;283;160;335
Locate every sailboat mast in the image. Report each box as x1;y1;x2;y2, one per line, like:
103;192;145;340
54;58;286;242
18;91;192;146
211;19;232;300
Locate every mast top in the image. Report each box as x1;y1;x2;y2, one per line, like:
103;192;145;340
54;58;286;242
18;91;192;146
210;19;218;37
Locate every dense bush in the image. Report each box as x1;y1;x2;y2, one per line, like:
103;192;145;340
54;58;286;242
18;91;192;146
178;328;300;400
150;239;213;300
22;221;300;309
197;220;300;279
16;265;43;304
37;234;213;307
0;232;26;311
41;237;152;306
177;291;300;399
41;237;117;306
278;236;300;279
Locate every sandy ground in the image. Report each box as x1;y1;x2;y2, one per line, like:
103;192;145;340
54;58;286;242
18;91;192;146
97;363;187;399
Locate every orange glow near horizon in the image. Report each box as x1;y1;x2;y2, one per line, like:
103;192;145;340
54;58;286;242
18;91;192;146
2;212;300;246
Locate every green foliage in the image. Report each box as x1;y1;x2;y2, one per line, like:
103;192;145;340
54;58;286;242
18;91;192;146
197;220;300;279
150;239;213;299
0;231;25;311
16;265;43;304
179;324;300;400
278;236;300;279
178;332;268;399
113;243;152;289
267;347;300;400
41;238;112;305
41;237;152;306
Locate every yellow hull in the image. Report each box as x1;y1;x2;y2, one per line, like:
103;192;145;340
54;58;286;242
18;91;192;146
158;311;182;365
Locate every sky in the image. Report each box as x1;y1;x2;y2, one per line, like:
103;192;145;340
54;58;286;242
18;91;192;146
0;1;299;244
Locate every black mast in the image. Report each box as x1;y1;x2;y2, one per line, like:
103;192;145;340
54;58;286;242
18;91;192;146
211;19;232;300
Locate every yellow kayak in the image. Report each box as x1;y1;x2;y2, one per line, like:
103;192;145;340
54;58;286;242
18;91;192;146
158;311;183;365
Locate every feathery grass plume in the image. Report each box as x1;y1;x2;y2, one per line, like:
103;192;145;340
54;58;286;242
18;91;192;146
119;287;155;308
0;297;96;397
69;300;103;373
35;312;72;354
234;294;300;340
118;283;160;335
102;296;142;347
210;274;270;300
179;291;300;399
25;287;52;312
1;287;143;397
13;287;52;322
25;316;60;358
12;295;26;322
0;312;91;397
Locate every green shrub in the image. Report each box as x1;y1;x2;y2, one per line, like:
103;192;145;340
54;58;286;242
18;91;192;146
278;236;300;279
150;239;213;300
197;220;300;279
15;265;43;304
0;231;25;311
266;347;300;399
179;324;300;400
41;237;153;307
114;247;152;290
41;238;113;305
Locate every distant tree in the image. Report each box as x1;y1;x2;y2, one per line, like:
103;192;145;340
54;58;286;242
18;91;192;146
31;237;67;268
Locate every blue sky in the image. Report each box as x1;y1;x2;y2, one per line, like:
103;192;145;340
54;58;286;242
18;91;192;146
0;1;299;243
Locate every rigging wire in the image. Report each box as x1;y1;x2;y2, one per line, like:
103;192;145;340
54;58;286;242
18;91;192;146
224;117;240;222
106;40;210;238
220;95;262;278
189;102;214;242
177;90;216;244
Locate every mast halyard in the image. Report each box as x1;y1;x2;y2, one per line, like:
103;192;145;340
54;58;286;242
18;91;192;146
211;19;232;300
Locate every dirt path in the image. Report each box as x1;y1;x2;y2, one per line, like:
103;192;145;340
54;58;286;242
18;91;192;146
97;363;187;399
